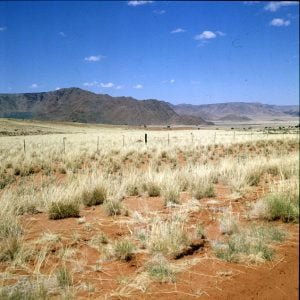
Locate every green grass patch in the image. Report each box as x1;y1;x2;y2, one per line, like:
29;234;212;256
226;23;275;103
48;202;80;220
82;186;107;207
214;225;285;264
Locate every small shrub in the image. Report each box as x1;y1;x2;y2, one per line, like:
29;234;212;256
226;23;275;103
48;202;80;220
82;186;107;207
104;200;122;216
114;240;135;261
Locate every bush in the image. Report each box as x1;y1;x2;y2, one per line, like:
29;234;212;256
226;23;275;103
48;202;80;220
114;240;135;261
82;186;107;207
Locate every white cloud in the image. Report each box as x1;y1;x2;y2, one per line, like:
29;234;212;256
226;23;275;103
216;31;226;36
153;10;166;15
133;84;143;89
83;81;122;89
171;28;186;34
100;82;114;88
194;31;216;40
84;55;105;62
264;1;298;12
0;27;7;31
58;31;67;37
270;18;291;26
194;31;225;46
30;83;38;89
128;1;153;7
83;81;98;87
55;87;61;90
162;79;175;84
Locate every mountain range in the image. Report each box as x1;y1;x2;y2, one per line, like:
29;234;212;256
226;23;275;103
0;88;298;125
172;102;299;121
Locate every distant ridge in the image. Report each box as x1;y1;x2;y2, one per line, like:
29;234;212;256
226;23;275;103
173;102;299;120
0;88;210;126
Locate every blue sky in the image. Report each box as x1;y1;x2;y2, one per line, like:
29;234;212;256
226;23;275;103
0;1;299;105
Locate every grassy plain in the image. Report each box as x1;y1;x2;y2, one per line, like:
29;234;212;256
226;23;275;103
0;118;299;299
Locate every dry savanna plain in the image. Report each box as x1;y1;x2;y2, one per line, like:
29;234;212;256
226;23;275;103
0;118;299;299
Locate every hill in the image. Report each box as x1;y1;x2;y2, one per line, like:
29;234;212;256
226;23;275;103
0;88;210;126
173;102;299;120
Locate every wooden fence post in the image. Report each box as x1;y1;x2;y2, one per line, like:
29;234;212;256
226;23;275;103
145;133;148;145
63;137;66;153
23;139;26;153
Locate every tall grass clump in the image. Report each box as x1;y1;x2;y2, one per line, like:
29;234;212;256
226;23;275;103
0;280;48;300
104;200;122;216
192;180;215;200
144;212;190;258
0;213;26;263
143;179;161;197
82;185;107;207
56;266;73;288
114;239;135;261
162;185;180;206
48;201;80;220
219;209;240;235
251;181;299;223
147;255;175;283
214;225;285;264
